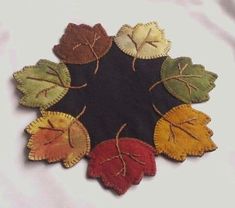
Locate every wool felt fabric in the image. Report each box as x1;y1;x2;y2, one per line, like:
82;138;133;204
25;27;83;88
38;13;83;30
13;21;217;195
49;43;182;148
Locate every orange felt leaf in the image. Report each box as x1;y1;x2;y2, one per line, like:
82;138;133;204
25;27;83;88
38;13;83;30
153;104;217;161
26;109;90;167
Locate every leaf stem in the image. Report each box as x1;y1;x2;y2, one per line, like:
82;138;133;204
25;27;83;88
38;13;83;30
115;123;127;140
26;76;87;89
149;74;202;92
84;34;100;74
100;123;145;177
75;105;87;120
115;123;127;176
128;28;152;71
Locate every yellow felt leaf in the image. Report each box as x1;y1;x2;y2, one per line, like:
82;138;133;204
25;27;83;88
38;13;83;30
153;104;217;161
26;110;90;167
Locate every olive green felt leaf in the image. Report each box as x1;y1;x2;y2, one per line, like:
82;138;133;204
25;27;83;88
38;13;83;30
149;57;217;103
114;21;171;71
13;60;87;110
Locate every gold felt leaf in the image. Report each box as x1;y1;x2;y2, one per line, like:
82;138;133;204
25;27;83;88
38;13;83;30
26;106;90;168
153;104;217;161
114;21;171;71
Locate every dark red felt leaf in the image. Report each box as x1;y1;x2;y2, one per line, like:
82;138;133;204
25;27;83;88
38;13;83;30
53;23;112;64
87;138;156;195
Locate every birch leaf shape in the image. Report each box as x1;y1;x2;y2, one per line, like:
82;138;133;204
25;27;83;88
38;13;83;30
153;104;217;161
53;23;112;74
26;107;90;168
114;21;171;71
149;57;217;103
13;59;87;110
88;124;156;195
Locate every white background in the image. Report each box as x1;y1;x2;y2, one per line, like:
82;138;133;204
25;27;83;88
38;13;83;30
0;0;235;207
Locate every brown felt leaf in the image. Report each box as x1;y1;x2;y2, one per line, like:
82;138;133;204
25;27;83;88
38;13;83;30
53;23;112;73
153;104;217;161
26;110;90;168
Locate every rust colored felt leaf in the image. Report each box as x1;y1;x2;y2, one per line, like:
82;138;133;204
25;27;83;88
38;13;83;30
53;23;112;74
26;107;90;168
87;124;156;195
153;104;217;161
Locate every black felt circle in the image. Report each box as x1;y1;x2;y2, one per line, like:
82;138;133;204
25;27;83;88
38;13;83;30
49;43;182;148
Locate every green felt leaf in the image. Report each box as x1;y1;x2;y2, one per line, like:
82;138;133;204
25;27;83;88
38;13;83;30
160;57;217;103
13;59;71;110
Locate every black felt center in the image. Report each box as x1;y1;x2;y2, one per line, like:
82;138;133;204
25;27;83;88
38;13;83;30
49;43;182;148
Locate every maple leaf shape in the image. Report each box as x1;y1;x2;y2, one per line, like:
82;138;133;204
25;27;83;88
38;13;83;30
153;104;217;161
26;106;90;167
149;56;217;103
53;23;112;74
13;59;87;110
87;124;156;195
114;21;171;71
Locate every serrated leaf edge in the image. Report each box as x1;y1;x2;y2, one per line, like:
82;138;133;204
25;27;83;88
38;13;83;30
160;56;218;103
13;60;71;110
114;21;171;59
26;111;91;167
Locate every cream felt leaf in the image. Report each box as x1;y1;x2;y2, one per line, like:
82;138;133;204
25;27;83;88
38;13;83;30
114;21;171;71
26;107;90;168
13;60;87;110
